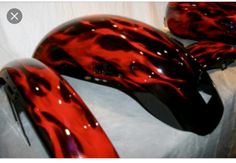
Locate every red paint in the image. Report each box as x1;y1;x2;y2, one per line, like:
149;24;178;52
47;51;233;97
33;15;223;135
166;2;236;44
187;41;236;70
0;58;118;158
34;15;200;98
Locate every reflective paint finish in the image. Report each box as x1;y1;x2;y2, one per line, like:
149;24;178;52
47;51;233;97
0;58;119;158
33;15;223;135
187;41;236;70
165;2;236;44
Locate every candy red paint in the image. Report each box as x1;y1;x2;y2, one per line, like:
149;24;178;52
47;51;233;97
187;41;236;70
33;15;223;135
166;2;236;44
34;15;200;97
0;58;119;158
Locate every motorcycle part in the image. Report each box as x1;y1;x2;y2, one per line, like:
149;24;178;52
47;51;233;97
33;15;223;135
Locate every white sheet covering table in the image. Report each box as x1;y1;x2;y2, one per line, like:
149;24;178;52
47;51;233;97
0;2;236;158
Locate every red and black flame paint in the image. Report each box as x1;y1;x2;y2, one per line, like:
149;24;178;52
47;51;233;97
0;58;119;158
187;41;236;70
165;2;236;44
33;15;223;135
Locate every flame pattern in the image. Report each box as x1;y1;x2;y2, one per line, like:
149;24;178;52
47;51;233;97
33;15;223;135
34;15;202;97
0;58;119;158
187;41;236;70
166;2;236;44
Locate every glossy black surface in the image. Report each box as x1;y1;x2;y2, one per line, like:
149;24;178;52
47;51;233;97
33;15;223;135
166;2;236;44
0;58;119;158
187;41;236;70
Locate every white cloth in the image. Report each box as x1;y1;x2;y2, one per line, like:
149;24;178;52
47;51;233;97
1;65;236;158
0;2;236;158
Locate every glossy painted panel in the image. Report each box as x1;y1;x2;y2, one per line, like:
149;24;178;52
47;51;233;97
0;58;118;158
187;41;236;70
33;15;223;135
166;2;236;44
